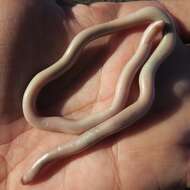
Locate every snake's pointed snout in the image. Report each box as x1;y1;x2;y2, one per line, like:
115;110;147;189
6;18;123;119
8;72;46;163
21;173;32;185
21;167;39;185
21;153;53;185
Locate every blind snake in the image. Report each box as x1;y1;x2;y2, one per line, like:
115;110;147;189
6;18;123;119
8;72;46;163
21;6;177;184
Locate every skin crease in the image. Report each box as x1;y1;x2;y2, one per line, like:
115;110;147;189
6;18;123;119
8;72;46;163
0;0;189;190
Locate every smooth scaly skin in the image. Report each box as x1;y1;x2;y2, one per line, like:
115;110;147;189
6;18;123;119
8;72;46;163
21;7;176;184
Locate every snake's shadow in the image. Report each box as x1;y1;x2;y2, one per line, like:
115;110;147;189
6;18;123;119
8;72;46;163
115;37;190;141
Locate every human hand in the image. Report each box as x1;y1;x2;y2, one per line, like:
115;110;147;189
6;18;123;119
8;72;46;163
0;0;190;189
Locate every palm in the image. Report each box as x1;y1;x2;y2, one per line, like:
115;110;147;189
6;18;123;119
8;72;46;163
0;1;190;190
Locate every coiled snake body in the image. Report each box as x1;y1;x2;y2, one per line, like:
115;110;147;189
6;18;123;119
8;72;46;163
21;7;177;184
